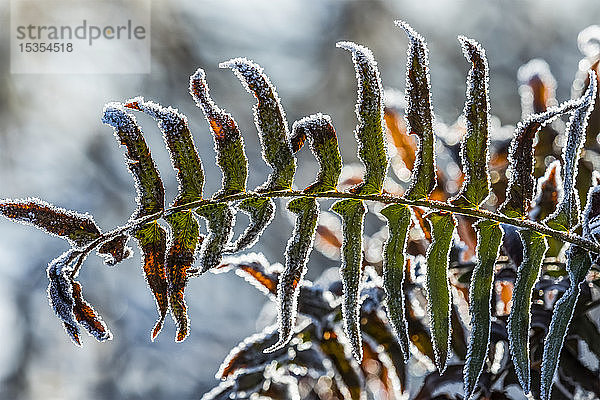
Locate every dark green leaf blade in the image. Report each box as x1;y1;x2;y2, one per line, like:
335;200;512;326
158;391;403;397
545;70;597;231
425;211;457;373
540;245;591;400
195;203;236;273
189;68;248;197
0;198;101;247
380;203;411;361
134;221;168;340
463;220;503;400
102;103;165;218
124;97;204;206
500;78;596;219
165;210;200;342
290;113;342;193
331;199;367;362
225;198;275;253
507;229;548;395
395;20;436;201
266;197;318;352
336;42;388;195
451;37;491;209
220;58;296;192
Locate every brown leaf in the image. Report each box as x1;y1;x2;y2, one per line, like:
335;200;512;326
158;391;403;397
71;281;111;341
97;234;133;266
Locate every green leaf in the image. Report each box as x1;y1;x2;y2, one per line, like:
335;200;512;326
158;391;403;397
266;197;318;352
225;198;275;253
102;103;165;217
165;210;200;342
0;198;101;247
424;211;457;373
450;37;491;209
331;198;366;362
290;113;342;193
507;229;548;395
540;245;591;400
500;80;595;219
545;71;597;231
124;98;204;206
220;58;296;192
463;220;503;400
395;21;436;201
195;203;236;273
336;42;388;196
189;68;248;197
380;203;411;361
134;221;168;340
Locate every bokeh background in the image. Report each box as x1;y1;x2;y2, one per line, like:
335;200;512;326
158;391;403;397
0;0;599;399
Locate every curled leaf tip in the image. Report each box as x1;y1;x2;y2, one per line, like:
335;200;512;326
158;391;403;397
123;96;189;133
101;102;138;132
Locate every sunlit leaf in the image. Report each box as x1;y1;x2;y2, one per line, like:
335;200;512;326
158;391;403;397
463;220;503;400
266;197;318;352
124;97;204;205
97;234;132;266
189;68;248;197
545;71;597;231
424;212;456;372
134;221;168;340
195;203;235;273
450;37;491;208
380;203;411;361
220;58;296;192
225;197;275;253
71;280;111;342
507;229;548;394
0;198;101;247
331;199;367;362
290;113;342;193
336;41;388;196
165;210;200;342
540;245;591;400
215;252;280;297
395;20;436;200
102;103;165;218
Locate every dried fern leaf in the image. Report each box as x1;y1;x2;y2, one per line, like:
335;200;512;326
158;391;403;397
424;212;457;373
507;229;548;395
545;70;597;231
500;78;596;219
450;37;491;208
266;197;318;352
225;198;275;253
134;221;169;340
165;210;200;342
195;203;236;273
215;252;280;297
336;41;388;195
290;113;342;193
220;58;296;192
331;199;367;362
71;280;111;342
97;234;133;266
395;21;436;201
380;203;411;361
124;97;204;205
190;68;248;197
317;327;365;400
463;220;503;400
102;103;165;218
0;198;101;247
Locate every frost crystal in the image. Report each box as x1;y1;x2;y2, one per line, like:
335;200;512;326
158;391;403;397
47;250;81;345
336;41;388;196
220;57;296;192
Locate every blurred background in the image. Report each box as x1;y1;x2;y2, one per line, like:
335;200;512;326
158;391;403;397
0;0;599;398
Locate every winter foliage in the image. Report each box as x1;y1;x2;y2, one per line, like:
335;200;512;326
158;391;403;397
2;19;600;400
